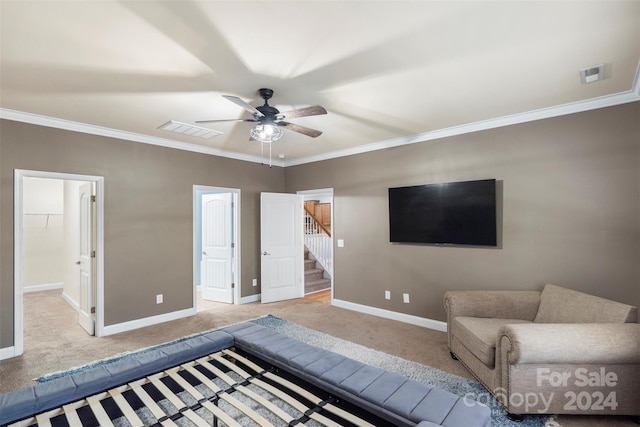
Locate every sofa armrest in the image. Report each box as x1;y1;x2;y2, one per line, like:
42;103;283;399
498;323;640;365
444;290;540;322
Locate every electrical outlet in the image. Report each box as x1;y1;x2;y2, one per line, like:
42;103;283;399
385;290;391;300
403;293;410;303
252;278;258;287
156;294;163;304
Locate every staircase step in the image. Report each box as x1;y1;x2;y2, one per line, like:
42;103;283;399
304;259;316;270
305;278;331;294
304;268;324;282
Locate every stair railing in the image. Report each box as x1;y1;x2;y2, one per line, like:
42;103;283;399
304;207;333;276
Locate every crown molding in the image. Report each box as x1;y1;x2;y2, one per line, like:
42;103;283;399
2;88;638;169
0;109;286;168
284;89;640;167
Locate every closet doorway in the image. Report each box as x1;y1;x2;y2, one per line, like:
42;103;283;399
13;170;104;358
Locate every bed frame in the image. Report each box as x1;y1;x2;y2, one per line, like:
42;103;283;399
0;322;491;427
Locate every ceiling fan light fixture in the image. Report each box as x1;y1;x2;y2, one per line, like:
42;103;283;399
250;124;283;143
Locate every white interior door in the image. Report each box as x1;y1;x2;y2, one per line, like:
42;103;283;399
261;192;303;303
78;182;94;335
201;193;234;303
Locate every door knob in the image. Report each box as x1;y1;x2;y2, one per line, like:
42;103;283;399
75;261;81;265
263;251;270;256
202;251;207;256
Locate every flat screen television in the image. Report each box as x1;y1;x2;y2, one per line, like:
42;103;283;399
389;179;497;246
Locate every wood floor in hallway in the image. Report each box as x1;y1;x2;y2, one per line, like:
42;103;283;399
304;289;330;304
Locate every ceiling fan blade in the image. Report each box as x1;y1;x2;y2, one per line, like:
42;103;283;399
222;95;264;117
278;121;323;138
195;118;257;124
282;105;327;119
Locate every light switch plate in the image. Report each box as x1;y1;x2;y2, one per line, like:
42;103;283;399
337;239;345;247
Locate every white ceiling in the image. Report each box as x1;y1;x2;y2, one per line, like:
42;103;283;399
1;1;639;166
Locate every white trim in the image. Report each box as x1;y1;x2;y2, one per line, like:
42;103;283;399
296;188;334;197
101;308;196;337
284;89;640;167
332;298;448;333
61;291;80;312
239;294;261;304
0;346;17;360
14;173;25;356
14;170;106;360
633;61;640;96
0;108;286;168
23;282;63;293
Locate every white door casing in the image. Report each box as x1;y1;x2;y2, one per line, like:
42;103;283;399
78;182;95;335
260;192;303;303
201;193;234;303
9;169;104;361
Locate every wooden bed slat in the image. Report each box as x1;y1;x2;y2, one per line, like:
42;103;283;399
86;395;115;427
108;388;143;427
34;412;52;427
182;361;297;424
10;347;381;427
128;379;179;427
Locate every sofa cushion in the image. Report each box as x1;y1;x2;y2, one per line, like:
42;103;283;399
534;284;638;323
453;317;531;367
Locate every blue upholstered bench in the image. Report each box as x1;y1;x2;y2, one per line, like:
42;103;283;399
0;322;490;427
222;322;490;427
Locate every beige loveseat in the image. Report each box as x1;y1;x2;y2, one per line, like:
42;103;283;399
444;284;640;418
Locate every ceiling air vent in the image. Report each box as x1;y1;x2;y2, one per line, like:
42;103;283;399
158;120;222;139
579;64;604;84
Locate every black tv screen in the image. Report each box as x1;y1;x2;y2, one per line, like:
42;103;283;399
389;179;497;246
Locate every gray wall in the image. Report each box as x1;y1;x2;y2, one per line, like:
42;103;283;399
2;103;639;349
285;103;640;321
0;120;285;348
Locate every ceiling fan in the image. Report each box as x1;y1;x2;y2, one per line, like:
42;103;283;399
196;88;327;143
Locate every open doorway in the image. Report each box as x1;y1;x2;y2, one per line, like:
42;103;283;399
193;186;240;310
297;188;334;303
257;189;334;305
13;170;104;359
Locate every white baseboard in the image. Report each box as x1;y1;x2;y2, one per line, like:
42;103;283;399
100;294;259;337
61;291;80;312
332;299;448;332
238;294;260;304
23;282;64;293
0;346;17;361
100;307;197;337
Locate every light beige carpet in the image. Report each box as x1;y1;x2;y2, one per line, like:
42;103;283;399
0;289;635;427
